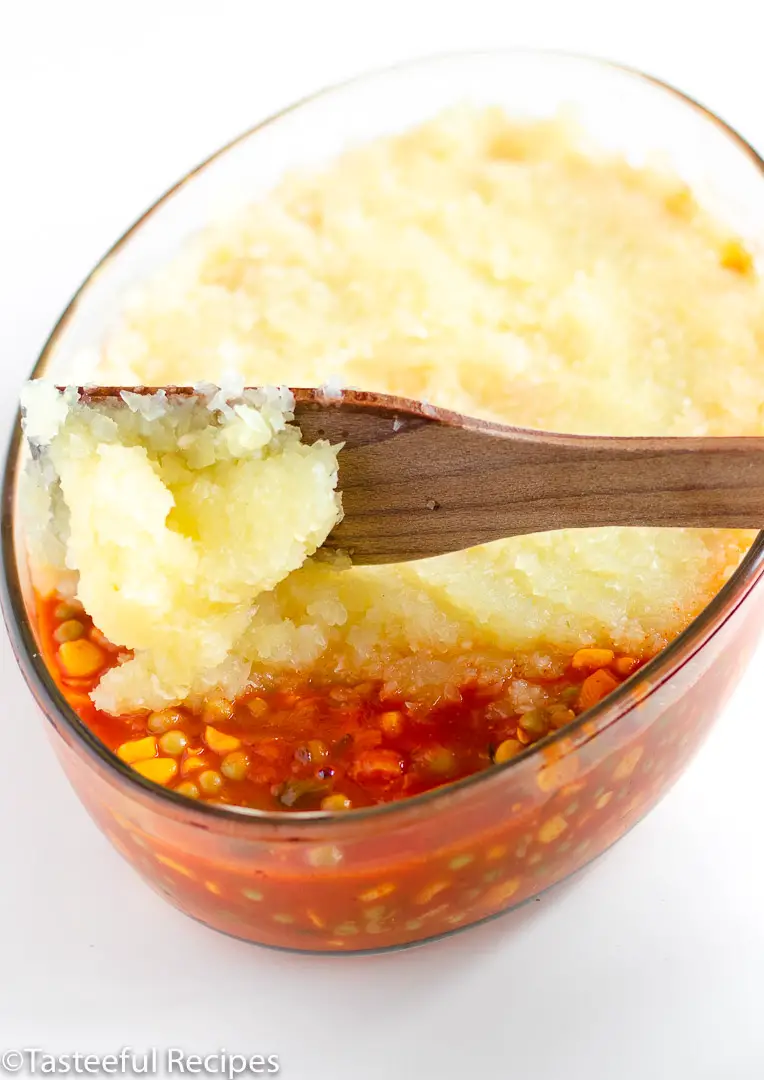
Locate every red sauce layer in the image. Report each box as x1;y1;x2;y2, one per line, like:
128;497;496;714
39;592;645;813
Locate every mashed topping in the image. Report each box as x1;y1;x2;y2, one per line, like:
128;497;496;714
23;108;764;714
21;382;341;712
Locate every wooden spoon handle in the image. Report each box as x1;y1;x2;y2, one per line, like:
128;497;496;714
54;386;764;565
293;397;764;562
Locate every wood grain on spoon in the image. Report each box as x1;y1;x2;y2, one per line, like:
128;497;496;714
69;386;764;565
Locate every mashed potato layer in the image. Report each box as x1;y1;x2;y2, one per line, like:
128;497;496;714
26;109;764;712
21;382;341;712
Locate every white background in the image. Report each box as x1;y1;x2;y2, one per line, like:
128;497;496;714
2;1;764;1077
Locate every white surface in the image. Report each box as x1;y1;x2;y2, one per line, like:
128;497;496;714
2;2;764;1076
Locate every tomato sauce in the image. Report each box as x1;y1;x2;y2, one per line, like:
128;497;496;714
38;592;645;814
34;582;745;953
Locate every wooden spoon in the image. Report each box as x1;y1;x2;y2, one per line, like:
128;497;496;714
59;386;764;565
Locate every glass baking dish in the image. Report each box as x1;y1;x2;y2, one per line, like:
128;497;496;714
4;49;764;952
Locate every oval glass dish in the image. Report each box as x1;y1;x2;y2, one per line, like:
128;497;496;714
4;50;764;953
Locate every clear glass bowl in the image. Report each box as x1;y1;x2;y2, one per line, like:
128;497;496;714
4;50;764;953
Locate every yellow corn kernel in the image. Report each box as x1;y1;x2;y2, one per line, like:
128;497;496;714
613;745;644;781
484;877;521;908
578;668;619;711
613;656;639;678
321;794;352;812
155;853;195;877
147;708;185;734
204;725;241;754
132;758;178;785
560;780;586;797
174;781;199;799
198;769;224;796
58;638;105;678
358;882;396;903
181;754;208;776
379;710;405;737
202;698;234;726
414;880;449;905
494;738;522;764
571;647;615;672
305;739;329;763
664;187;694;218
306;844;342;868
221;750;250;781
538;814;568;844
117;736;157;764
536;754;579;793
158;730;188;756
54;619;84;644
720;238;754;275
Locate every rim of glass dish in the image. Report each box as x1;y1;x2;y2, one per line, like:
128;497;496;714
4;47;764;833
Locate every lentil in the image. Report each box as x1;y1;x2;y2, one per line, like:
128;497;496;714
54;619;85;643
221;750;250;781
174;781;199;799
58;638;105;678
147;708;186;733
198;770;224;796
54;600;83;621
202;698;234;725
159;731;188;756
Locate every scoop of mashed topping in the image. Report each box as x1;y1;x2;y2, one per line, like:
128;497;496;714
21;380;342;713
